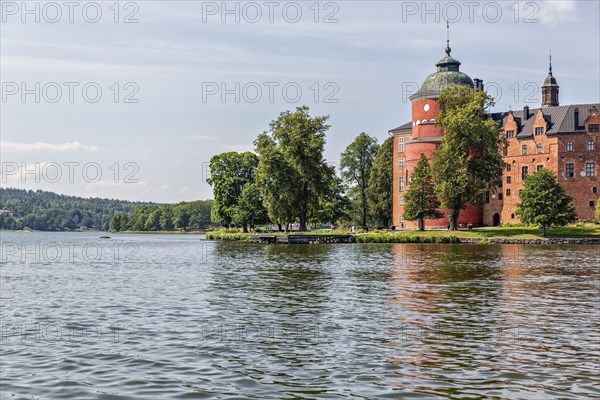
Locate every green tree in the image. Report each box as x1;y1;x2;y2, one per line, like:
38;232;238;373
516;169;576;236
110;212;128;232
233;182;267;231
340;132;379;229
160;207;174;230
431;86;506;230
366;137;393;227
403;154;443;230
255;106;334;231
207;152;258;227
174;207;190;230
144;209;162;231
596;199;600;223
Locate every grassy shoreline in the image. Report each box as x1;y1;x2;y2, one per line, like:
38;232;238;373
205;224;600;243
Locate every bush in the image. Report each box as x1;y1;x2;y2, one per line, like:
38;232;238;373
354;232;459;244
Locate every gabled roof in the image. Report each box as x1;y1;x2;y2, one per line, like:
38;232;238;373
491;104;598;138
390;103;599;137
389;122;412;132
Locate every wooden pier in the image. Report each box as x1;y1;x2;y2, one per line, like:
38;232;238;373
249;234;355;244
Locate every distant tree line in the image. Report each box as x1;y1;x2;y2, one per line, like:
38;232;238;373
0;188;152;231
110;200;213;232
208;106;393;232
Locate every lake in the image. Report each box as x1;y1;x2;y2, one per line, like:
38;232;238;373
1;232;598;399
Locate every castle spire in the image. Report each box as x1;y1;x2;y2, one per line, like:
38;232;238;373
542;51;559;107
445;20;451;55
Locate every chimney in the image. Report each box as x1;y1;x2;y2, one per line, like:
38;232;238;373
523;105;530;120
474;78;484;91
574;108;579;130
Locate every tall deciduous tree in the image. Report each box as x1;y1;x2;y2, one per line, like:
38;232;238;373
233;182;267;232
255;106;334;231
431;86;506;230
516;169;576;236
340;132;379;229
403;154;443;230
366;137;393;228
207;152;258;227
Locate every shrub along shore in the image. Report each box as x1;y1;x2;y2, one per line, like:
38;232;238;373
204;224;600;244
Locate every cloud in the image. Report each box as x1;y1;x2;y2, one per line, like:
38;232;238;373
538;0;579;25
1;141;100;153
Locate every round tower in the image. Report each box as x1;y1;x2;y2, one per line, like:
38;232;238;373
396;41;483;229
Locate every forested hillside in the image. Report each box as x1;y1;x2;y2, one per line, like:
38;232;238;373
0;188;154;231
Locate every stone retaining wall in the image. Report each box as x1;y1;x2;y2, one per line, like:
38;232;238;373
458;238;600;245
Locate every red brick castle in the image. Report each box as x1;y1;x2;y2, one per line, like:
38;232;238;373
391;43;599;229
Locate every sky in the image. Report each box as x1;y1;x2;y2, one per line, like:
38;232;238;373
1;0;599;203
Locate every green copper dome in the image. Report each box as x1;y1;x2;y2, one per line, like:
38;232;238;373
410;45;474;101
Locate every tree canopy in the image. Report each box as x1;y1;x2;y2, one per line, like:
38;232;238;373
340;132;379;228
403;154;443;230
255;106;336;231
431;86;506;230
516;169;576;236
366;137;393;228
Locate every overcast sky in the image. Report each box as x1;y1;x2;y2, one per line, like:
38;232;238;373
1;0;599;202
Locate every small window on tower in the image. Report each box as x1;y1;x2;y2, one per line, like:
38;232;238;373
535;127;544;135
399;158;404;167
589;124;599;133
506;130;515;138
398;137;405;152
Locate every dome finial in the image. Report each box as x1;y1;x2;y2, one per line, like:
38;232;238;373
549;49;552;74
445;20;451;55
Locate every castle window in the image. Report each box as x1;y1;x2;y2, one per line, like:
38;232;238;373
399;196;404;205
399;177;404;192
398;137;405;152
521;145;528;155
506;130;515;138
590;201;596;208
535;127;544;135
498;192;503;200
589;124;599;133
506;189;511;197
506;164;511;172
586;162;595;177
566;163;574;178
593;187;598;194
521;166;529;180
507;176;511;184
537;165;543;172
588;141;595;151
399;157;404;167
566;141;574;152
511;213;515;219
537;143;543;153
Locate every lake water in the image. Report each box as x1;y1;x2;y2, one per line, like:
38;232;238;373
1;232;599;399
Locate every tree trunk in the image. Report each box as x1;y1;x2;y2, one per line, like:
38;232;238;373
242;224;248;233
277;223;282;232
450;207;460;230
362;191;367;229
543;224;547;236
418;219;425;231
299;212;307;232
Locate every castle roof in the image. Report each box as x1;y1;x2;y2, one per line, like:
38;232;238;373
390;104;599;136
490;104;598;138
409;45;474;101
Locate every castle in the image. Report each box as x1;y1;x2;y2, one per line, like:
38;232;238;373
391;42;600;229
